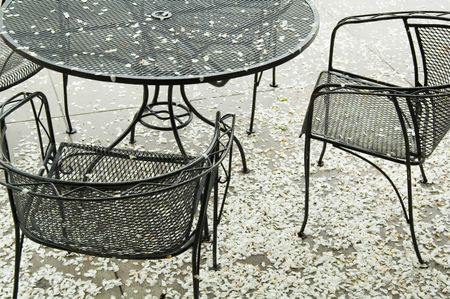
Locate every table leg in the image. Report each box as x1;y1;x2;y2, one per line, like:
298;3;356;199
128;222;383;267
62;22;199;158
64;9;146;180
167;85;187;158
108;85;150;149
79;85;151;179
130;84;155;144
62;73;76;134
247;72;263;135
180;85;249;173
270;67;278;88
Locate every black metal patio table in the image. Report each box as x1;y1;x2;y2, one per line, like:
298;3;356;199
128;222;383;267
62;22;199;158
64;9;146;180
1;0;319;171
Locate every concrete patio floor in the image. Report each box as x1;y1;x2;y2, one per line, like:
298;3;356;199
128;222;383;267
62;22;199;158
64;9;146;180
1;0;449;298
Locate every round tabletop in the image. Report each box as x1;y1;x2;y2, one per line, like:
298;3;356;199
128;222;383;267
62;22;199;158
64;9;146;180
1;0;319;85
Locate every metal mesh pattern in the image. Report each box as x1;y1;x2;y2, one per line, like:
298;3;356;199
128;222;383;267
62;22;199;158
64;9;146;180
309;71;450;161
413;89;450;157
1;0;318;84
9;143;208;258
0;39;41;91
415;25;450;87
309;71;416;160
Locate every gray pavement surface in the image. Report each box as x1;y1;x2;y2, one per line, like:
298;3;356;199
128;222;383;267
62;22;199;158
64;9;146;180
0;0;449;298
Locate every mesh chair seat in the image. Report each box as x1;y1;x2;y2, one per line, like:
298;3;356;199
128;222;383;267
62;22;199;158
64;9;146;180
0;40;42;91
308;71;416;160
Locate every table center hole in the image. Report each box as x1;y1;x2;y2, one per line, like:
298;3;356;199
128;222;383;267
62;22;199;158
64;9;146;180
151;11;172;20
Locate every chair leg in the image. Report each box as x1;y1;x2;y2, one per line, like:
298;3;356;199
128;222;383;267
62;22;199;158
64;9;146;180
191;244;201;299
13;228;24;299
298;135;311;239
129;123;137;144
202;216;211;242
406;164;426;265
212;177;219;269
317;142;327;167
419;164;428;184
62;73;76;134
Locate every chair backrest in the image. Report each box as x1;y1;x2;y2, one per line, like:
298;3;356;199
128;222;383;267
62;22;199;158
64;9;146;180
0;92;235;258
404;14;450;87
403;14;450;158
7;133;232;259
6;162;207;258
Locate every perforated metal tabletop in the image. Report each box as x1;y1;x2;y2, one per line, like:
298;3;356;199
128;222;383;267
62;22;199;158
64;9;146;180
1;0;319;85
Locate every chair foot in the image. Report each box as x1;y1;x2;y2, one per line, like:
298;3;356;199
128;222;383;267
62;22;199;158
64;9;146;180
66;128;77;134
419;178;432;185
419;262;429;269
232;136;249;173
317;142;327;167
211;264;221;271
269;83;279;88
241;167;250;174
419;164;429;184
411;239;425;265
129;124;137;144
297;231;307;239
129;134;136;144
246;129;255;135
202;234;211;242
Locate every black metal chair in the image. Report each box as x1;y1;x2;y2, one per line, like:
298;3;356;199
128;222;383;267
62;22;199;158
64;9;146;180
0;92;234;298
0;0;42;92
298;11;450;265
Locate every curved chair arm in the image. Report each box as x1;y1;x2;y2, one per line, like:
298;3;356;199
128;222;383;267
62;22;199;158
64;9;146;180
328;11;450;74
0;92;56;174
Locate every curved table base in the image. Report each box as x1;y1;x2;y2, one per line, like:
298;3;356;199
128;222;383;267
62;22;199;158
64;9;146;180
137;101;193;132
127;84;248;173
